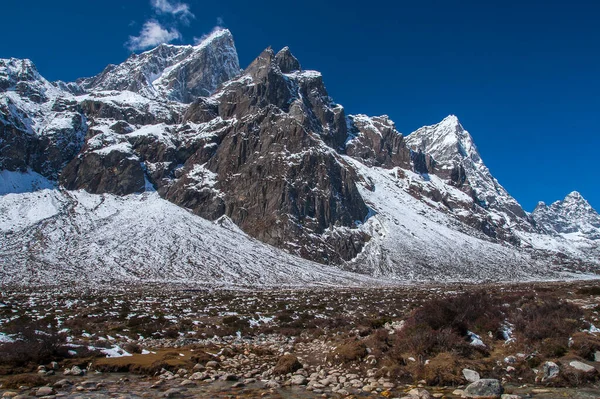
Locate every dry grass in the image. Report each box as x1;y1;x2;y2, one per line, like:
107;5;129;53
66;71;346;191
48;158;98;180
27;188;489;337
93;350;195;374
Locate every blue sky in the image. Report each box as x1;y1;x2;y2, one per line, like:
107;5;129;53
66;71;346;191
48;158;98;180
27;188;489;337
1;0;598;211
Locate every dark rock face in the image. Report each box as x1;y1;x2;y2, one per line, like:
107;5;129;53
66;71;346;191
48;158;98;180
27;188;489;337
80;99;178;126
159;48;370;263
61;150;145;195
346;115;412;169
410;149;436;174
29;114;87;179
275;47;301;74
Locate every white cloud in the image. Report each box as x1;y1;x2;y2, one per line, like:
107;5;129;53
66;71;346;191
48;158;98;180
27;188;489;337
126;20;181;51
150;0;195;23
193;19;227;45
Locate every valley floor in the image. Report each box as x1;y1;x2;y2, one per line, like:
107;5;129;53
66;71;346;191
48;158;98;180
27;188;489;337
2;282;600;398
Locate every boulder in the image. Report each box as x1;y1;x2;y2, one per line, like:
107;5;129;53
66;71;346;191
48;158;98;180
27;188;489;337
462;368;481;383
35;387;55;397
407;388;433;399
541;361;560;381
463;379;504;398
69;366;85;376
290;375;307;385
205;360;219;369
569;360;596;373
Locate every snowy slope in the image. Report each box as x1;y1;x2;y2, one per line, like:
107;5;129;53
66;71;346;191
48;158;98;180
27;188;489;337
0;171;378;287
343;156;600;281
343;157;542;281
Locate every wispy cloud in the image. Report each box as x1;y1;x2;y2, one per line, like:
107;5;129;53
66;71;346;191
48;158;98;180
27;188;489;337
126;20;181;51
150;0;195;23
193;18;226;45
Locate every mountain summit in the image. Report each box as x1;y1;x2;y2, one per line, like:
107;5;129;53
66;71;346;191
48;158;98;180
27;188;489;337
406;115;527;226
77;29;240;102
533;191;600;239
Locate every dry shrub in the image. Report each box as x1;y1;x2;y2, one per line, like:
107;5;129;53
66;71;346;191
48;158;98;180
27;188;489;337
387;291;506;361
363;329;392;357
393;324;474;360
558;363;599;386
512;297;583;345
413;352;465;386
190;350;216;365
273;354;302;375
0;317;66;368
577;286;600;296
248;346;275;357
411;291;504;336
570;333;600;361
330;340;368;363
539;338;568;359
122;342;142;354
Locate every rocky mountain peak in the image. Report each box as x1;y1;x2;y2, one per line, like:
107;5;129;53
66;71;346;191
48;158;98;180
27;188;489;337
0;58;41;85
406;114;481;166
275;46;301;73
77;28;240;103
532;192;600;238
564;190;585;203
405;115;527;228
0;58;62;104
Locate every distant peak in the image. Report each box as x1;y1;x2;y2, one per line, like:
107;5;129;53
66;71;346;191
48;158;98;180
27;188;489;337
438;114;462;129
275;46;301;73
0;57;42;82
563;191;590;206
194;28;233;48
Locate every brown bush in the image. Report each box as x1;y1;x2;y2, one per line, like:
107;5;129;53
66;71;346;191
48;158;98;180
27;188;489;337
570;333;600;361
190;350;216;365
512;297;584;344
413;352;465;386
222;315;249;329
330;340;368;363
539;338;568;358
273;354;302;375
393;324;474;360
123;342;142;354
410;291;504;337
577;286;600;296
0;317;66;367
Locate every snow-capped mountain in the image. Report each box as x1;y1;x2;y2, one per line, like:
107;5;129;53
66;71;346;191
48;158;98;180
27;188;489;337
533;192;600;239
77;29;240;103
405;115;527;225
1;29;599;286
